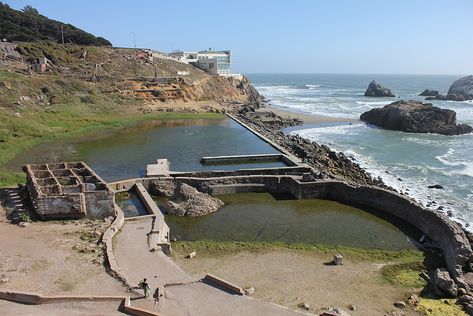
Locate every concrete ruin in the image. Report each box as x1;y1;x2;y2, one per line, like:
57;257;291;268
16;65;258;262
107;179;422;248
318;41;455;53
23;162;115;219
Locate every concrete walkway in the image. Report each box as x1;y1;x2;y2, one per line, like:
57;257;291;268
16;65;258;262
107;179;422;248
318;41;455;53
114;217;304;316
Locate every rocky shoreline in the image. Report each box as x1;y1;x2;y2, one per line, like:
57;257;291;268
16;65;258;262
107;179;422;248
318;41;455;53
237;109;386;188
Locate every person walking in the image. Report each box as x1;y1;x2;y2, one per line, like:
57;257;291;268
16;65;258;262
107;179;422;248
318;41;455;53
138;278;150;298
153;286;160;309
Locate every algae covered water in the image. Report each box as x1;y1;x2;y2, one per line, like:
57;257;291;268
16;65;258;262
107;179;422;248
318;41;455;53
6;118;285;182
164;193;419;250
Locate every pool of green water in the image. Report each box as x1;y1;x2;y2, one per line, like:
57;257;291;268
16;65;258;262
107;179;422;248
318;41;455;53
115;192;150;218
6;118;285;182
162;193;420;250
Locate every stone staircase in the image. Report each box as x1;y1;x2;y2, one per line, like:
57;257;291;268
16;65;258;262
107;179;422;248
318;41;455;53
4;187;31;222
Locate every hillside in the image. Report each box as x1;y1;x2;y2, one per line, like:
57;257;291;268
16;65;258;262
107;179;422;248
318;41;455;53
0;41;260;185
0;3;111;46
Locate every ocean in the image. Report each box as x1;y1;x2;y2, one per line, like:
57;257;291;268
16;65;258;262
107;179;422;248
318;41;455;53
247;73;473;230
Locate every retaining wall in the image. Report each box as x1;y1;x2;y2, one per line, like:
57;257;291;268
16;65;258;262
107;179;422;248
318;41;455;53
134;183;171;254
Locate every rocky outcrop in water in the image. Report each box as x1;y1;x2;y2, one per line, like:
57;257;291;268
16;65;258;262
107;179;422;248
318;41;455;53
164;183;224;217
423;76;473;101
419;89;441;97
360;100;473;135
364;80;395;97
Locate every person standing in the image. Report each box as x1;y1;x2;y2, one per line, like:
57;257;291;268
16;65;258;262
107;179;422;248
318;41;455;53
138;278;150;298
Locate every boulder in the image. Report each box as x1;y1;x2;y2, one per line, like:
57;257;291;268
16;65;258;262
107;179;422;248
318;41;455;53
463;272;473;289
360;100;473;135
149;179;176;197
186;251;197;259
244;287;255;295
419;89;441;97
164;183;224;217
447;75;473;101
364;80;395;97
333;254;343;265
428;184;444;189
433;268;458;297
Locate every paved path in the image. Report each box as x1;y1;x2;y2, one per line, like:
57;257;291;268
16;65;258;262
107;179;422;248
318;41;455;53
114;217;304;316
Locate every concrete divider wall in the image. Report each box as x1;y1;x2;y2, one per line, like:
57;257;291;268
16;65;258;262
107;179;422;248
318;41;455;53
133;183;171;254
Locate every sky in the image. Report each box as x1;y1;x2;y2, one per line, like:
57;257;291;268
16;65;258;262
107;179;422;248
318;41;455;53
4;0;473;75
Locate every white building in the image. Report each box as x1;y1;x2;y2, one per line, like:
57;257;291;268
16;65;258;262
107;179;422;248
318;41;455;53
195;50;231;76
168;51;198;64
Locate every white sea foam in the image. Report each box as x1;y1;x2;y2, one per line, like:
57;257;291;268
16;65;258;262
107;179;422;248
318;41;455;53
454;162;473;178
305;84;320;89
435;149;459;167
355;100;394;106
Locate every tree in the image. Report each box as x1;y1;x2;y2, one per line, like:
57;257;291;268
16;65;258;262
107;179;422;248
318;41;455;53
22;5;38;14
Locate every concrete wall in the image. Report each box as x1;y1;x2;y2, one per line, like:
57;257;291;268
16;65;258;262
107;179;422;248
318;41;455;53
84;191;115;218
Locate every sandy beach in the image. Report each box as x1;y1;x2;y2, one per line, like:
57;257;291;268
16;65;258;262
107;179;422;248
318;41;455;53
258;103;357;124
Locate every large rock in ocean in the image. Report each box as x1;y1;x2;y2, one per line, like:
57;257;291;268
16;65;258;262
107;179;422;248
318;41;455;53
360;100;473;135
364;80;395;97
447;75;473;101
423;75;473;101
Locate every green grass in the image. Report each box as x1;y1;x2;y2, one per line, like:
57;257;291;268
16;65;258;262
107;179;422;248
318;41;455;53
0;103;224;187
380;261;427;288
172;240;425;263
416;298;468;316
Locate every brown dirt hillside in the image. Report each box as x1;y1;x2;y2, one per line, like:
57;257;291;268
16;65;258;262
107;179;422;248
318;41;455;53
0;41;259;115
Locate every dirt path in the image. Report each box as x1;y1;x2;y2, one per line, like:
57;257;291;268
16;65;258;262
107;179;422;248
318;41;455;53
173;248;421;316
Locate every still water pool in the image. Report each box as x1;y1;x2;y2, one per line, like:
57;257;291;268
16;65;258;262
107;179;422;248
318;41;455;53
7;118;285;181
163;193;419;250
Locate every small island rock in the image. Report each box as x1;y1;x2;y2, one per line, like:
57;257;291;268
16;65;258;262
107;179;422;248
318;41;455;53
419;89;440;97
364;80;395;97
360;100;473;135
424;76;473;101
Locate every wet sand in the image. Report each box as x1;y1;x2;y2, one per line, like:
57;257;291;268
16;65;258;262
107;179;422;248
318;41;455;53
258;103;357;124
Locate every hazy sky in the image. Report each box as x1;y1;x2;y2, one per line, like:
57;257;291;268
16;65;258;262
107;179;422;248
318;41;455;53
4;0;473;75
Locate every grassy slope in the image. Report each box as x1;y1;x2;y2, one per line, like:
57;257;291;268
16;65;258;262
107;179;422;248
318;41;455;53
0;101;223;186
0;41;241;187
